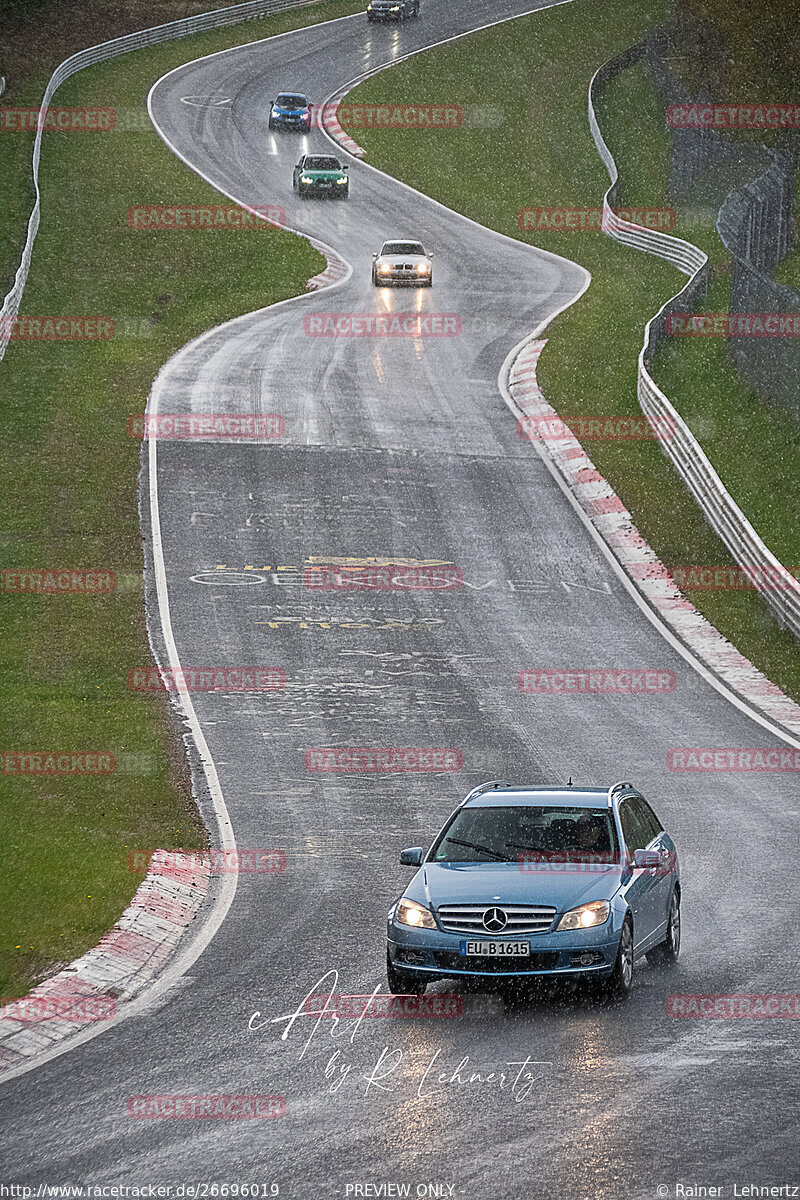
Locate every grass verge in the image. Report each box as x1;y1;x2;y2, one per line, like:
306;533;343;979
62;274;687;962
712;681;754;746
341;0;800;702
0;0;362;1001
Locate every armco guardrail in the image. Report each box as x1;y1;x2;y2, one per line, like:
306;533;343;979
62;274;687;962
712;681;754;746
587;46;800;641
0;0;323;365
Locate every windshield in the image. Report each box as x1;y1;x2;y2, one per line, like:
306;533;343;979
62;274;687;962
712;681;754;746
305;157;342;171
276;95;307;108
429;806;620;864
381;242;425;256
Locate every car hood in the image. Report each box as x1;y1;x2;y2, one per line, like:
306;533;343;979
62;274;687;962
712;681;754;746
405;861;624;911
302;169;345;178
275;107;308;114
378;253;428;264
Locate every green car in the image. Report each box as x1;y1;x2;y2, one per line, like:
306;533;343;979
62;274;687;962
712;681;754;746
292;154;349;199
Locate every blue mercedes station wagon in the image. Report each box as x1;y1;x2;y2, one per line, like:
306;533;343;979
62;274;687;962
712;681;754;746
387;781;680;997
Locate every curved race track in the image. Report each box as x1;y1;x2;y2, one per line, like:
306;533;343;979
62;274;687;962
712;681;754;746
2;2;799;1195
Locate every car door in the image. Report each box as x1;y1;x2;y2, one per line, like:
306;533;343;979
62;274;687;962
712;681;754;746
631;795;675;944
618;796;661;951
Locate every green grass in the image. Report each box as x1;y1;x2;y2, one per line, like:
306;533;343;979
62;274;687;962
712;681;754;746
0;0;363;1002
342;0;800;701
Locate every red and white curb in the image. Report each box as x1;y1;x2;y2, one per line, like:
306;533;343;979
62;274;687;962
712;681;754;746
0;851;210;1074
306;235;350;289
509;339;800;739
320;88;366;159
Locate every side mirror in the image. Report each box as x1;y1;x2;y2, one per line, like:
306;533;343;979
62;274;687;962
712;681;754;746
399;847;423;867
372;251;378;258
633;849;660;870
427;251;434;257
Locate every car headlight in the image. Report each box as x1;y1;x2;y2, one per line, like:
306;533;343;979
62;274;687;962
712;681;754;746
416;262;431;272
336;177;348;184
395;898;437;929
271;108;281;116
378;262;392;273
556;900;610;931
300;176;313;184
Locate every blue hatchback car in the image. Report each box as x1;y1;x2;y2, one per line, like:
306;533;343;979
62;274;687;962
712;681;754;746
387;781;680;997
268;92;312;131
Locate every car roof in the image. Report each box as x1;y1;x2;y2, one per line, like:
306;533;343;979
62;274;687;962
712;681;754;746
463;784;636;809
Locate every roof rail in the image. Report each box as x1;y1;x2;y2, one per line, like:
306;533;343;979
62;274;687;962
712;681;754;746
608;780;636;805
462;779;510;804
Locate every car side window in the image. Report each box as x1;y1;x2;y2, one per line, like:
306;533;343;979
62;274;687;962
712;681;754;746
618;798;648;852
634;797;663;842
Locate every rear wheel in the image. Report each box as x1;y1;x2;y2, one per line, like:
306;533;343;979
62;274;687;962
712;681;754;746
647;888;680;965
387;952;427;995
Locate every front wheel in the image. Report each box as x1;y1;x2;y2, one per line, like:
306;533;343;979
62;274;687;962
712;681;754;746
647;889;680;965
600;919;633;998
387;952;427;995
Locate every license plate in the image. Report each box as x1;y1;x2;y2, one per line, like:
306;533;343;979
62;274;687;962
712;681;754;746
459;940;530;957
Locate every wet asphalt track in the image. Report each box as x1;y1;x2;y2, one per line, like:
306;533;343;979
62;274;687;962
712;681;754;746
2;1;799;1195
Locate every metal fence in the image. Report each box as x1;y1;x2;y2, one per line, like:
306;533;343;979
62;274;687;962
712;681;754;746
0;0;324;364
716;149;800;414
588;47;800;640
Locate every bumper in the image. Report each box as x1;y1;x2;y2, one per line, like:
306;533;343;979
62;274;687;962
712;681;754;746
271;117;310;129
368;11;404;19
387;919;622;980
300;183;347;197
376;272;431;285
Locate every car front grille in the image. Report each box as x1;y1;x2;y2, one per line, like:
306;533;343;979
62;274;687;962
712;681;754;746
436;904;556;935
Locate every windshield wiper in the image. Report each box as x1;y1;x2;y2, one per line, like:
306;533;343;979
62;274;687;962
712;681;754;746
444;837;509;861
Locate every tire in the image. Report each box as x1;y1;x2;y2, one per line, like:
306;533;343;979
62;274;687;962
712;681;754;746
647;888;681;965
600;918;633;998
387;952;427;995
